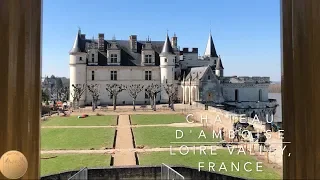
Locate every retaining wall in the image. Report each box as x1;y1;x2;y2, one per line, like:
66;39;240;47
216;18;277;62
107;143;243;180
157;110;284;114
40;166;246;180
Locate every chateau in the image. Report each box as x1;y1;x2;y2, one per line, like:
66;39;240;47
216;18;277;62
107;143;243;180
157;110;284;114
69;29;278;120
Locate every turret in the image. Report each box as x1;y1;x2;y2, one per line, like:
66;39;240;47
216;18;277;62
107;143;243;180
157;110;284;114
160;33;175;103
204;31;218;58
69;28;87;106
215;55;224;77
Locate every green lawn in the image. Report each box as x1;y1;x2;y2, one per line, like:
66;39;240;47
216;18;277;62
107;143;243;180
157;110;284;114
41;115;117;126
41;128;115;150
138;150;281;179
133;127;220;148
41;154;110;176
130;114;186;125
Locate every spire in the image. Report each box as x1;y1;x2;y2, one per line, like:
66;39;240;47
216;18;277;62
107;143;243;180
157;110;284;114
204;31;218;57
160;33;174;56
216;55;224;70
70;29;81;54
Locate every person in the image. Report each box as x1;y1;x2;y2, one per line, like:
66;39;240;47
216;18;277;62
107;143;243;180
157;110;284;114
258;132;267;150
233;128;240;142
220;127;225;140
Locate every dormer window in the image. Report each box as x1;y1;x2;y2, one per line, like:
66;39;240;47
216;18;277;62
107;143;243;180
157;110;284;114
144;55;152;63
111;54;117;63
208;75;211;80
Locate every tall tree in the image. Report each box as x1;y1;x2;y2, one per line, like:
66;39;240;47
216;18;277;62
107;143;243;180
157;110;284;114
58;86;69;102
42;89;50;103
163;83;178;111
70;84;86;109
87;84;100;111
145;83;161;111
56;78;64;90
105;84;126;110
126;84;144;111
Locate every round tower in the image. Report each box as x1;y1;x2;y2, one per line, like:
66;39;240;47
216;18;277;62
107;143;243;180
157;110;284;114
159;33;175;103
215;55;224;77
69;29;87;106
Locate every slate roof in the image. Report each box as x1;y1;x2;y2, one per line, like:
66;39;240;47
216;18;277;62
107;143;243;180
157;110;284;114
204;32;218;57
185;66;211;80
69;31;81;54
160;35;175;56
74;36;165;66
216;56;224;70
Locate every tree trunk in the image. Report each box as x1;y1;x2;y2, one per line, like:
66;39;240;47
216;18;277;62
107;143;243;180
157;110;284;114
149;96;153;110
153;94;156;111
113;95;116;110
133;98;136;111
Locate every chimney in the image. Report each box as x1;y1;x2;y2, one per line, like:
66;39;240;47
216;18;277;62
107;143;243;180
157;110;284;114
192;48;198;53
171;33;177;49
183;48;188;53
80;34;86;39
129;35;137;52
98;33;104;51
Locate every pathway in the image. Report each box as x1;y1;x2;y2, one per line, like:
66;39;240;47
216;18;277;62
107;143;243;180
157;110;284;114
41;146;226;154
41;123;203;129
113;115;136;166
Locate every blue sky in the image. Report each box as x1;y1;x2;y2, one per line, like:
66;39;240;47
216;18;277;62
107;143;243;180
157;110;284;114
43;0;281;81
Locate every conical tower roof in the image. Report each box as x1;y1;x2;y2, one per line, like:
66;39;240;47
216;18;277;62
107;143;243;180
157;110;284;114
204;32;218;57
160;33;174;56
70;29;81;54
216;55;224;70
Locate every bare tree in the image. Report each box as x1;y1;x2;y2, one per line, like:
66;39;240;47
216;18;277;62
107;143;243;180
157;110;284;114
163;83;178;111
58;86;69;102
106;84;126;110
87;84;100;111
126;84;144;111
70;84;86;109
145;83;161;111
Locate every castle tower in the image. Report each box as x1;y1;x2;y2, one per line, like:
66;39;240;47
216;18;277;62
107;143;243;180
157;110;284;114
69;29;87;106
215;55;224;77
160;33;175;103
204;31;218;57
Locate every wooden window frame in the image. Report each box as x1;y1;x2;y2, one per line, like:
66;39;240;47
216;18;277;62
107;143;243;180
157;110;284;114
1;0;320;179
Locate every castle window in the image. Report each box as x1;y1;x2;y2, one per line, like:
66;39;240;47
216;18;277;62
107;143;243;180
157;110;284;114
111;54;117;63
91;71;95;80
164;58;167;62
144;55;152;63
214;60;217;64
259;89;262;101
235;89;239;102
208;75;210;80
79;57;82;61
145;71;152;80
111;71;117;80
174;56;177;63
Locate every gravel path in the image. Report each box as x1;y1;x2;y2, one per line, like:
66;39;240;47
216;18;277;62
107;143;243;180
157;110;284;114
41;123;203;129
113;115;136;166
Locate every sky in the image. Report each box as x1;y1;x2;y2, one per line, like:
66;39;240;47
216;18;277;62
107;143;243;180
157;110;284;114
43;0;281;81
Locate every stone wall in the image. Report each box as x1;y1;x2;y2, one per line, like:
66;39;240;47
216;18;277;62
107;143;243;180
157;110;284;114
40;166;246;180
